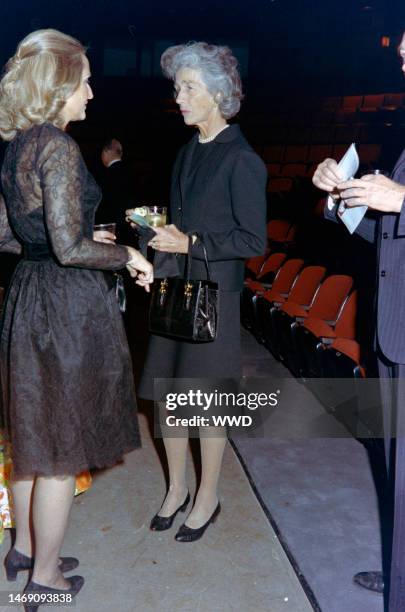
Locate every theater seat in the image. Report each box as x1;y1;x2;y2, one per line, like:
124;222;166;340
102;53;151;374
245;255;267;279
308;145;333;164
360;94;384;113
319;290;365;378
278;274;353;375
262;145;285;163
266;163;281;177
267;219;296;250
358;144;381;165
241;252;287;330
294;291;357;378
267;177;294;193
342;95;363;112
265;265;326;358
284;145;309;163
381;92;405;111
320;338;365;378
280;163;307;178
254;258;305;341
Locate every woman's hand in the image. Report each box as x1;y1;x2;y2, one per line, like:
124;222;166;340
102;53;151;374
125;246;154;292
148;224;189;254
312;158;344;199
338;175;405;212
125;208;139;231
93;230;116;244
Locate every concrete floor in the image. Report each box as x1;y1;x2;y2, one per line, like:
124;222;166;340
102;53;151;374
0;410;314;612
236;330;385;612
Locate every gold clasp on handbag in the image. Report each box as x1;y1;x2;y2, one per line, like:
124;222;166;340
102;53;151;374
159;279;168;294
184;282;193;298
158;279;169;307
184;282;193;310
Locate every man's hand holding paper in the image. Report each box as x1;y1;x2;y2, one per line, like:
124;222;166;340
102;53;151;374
312;158;345;196
338;174;405;214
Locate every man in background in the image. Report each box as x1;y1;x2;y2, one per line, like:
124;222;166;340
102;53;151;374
96;137;134;242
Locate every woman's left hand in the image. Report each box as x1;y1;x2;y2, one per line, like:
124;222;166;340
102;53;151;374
93;230;116;244
148;224;189;253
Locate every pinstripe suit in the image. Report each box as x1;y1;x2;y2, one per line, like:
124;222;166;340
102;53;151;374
325;149;405;609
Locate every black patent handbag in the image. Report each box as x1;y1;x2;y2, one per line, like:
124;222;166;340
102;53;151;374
149;236;219;342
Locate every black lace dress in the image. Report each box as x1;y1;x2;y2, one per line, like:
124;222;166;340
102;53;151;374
0;123;141;478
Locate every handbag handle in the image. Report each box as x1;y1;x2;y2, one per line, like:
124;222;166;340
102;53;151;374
186;234;211;282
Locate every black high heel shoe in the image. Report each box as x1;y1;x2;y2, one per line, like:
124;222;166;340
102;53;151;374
175;502;221;542
150;491;190;531
4;548;79;582
23;575;84;612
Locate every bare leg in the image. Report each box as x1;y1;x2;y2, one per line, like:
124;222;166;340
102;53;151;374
10;478;35;557
185;428;226;528
31;475;75;588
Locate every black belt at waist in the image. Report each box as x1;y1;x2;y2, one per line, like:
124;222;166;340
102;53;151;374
23;243;54;262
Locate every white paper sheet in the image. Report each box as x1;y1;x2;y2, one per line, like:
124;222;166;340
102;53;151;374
326;143;368;234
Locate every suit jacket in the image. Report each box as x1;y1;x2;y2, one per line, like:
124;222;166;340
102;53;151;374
325;149;405;363
170;124;267;291
96;160;134;241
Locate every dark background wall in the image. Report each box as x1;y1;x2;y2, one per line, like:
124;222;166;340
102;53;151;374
1;0;404;169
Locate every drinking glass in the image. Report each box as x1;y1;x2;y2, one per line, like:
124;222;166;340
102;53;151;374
93;223;117;242
146;206;167;228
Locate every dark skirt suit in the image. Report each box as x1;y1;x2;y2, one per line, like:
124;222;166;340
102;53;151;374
138;125;267;401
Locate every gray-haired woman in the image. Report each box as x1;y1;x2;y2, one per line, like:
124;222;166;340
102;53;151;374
133;42;267;541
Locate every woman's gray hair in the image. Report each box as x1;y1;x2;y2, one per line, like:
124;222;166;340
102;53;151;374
161;42;243;119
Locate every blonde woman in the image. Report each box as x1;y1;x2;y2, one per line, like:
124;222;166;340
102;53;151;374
0;29;152;610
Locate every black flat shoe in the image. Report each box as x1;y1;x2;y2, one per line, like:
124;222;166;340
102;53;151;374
175;502;221;542
4;548;79;582
353;571;384;593
150;491;190;531
23;575;84;612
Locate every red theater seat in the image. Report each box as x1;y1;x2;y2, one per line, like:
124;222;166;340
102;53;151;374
294;291;358;378
255;258;305;342
241;253;287;330
278;275;353;375
266;265;326;359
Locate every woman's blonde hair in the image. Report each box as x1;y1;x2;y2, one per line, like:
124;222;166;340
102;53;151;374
0;29;86;141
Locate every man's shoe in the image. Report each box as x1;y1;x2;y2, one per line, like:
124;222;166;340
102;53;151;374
353;571;384;593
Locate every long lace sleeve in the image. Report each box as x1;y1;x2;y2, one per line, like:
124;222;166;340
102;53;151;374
38;128;129;270
0;192;22;254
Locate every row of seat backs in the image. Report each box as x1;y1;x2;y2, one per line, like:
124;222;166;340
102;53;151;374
323;93;405;112
164;92;403;115
253;122;401;151
271;267;360;371
248;253;354;331
262;143;381;164
258;259;356;341
245;254;362;372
